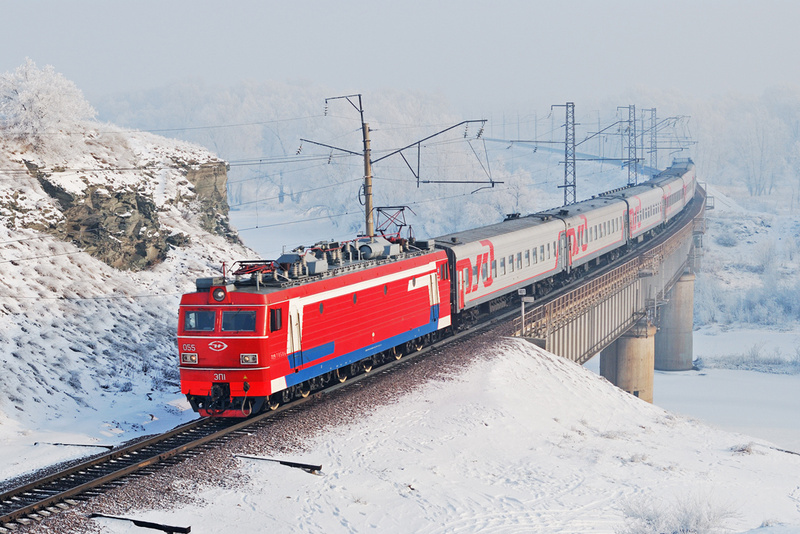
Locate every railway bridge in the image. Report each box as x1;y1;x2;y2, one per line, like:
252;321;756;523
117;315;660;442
513;186;708;402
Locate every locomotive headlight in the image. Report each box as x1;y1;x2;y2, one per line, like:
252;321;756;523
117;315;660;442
212;287;226;302
240;353;258;365
181;353;198;364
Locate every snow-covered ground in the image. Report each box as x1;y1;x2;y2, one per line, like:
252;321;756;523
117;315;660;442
82;339;800;534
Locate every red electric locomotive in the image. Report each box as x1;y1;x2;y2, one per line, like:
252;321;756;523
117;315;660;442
178;238;451;416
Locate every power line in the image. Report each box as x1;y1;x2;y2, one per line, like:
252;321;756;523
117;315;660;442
230;178;362;208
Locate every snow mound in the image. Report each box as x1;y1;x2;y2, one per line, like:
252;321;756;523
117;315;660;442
114;338;800;533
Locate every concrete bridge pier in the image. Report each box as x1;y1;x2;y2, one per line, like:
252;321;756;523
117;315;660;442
655;272;696;371
599;320;657;403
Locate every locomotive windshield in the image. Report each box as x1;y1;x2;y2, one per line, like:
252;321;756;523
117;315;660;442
222;310;257;332
184;310;215;331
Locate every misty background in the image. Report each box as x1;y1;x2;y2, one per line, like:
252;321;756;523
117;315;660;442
3;1;800;330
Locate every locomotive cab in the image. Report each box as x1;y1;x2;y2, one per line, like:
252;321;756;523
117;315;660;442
178;284;272;417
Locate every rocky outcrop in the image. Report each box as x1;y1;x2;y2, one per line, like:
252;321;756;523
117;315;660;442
18;160;239;271
186;162;240;244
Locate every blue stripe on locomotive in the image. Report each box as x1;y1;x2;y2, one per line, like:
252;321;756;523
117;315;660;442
284;304;440;388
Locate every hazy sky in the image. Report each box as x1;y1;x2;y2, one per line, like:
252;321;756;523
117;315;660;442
2;0;799;116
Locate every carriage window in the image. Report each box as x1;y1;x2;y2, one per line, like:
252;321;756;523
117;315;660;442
539;245;545;261
492;259;497;278
533;248;538;264
525;250;530;266
222;310;256;332
516;252;522;269
184;310;215;331
508;255;515;272
473;265;479;285
500;257;506;275
481;263;488;280
546;243;551;260
270;308;282;331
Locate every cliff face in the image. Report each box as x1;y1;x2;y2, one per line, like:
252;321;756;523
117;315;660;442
186;162;240;244
2;134;241;271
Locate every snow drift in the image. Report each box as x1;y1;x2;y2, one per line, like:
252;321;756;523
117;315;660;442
87;338;800;533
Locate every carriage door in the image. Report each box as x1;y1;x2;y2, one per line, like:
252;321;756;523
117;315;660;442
286;299;303;368
458;267;467;310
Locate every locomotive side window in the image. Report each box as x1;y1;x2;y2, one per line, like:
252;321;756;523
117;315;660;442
184;310;215;331
269;308;283;331
222;310;256;332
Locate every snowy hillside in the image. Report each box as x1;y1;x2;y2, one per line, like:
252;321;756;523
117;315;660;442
0;62;254;443
78;339;800;533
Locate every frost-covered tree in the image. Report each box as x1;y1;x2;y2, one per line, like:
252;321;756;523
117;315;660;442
0;58;97;150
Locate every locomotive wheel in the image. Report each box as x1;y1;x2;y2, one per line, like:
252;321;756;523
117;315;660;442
407;338;423;353
266;395;280;411
362;358;373;373
298;383;311;398
336;368;348;383
391;346;402;360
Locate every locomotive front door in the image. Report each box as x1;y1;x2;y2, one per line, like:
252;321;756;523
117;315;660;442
287;300;303;368
428;273;440;323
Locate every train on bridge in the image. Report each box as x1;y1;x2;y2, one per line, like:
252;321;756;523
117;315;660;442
178;159;696;416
